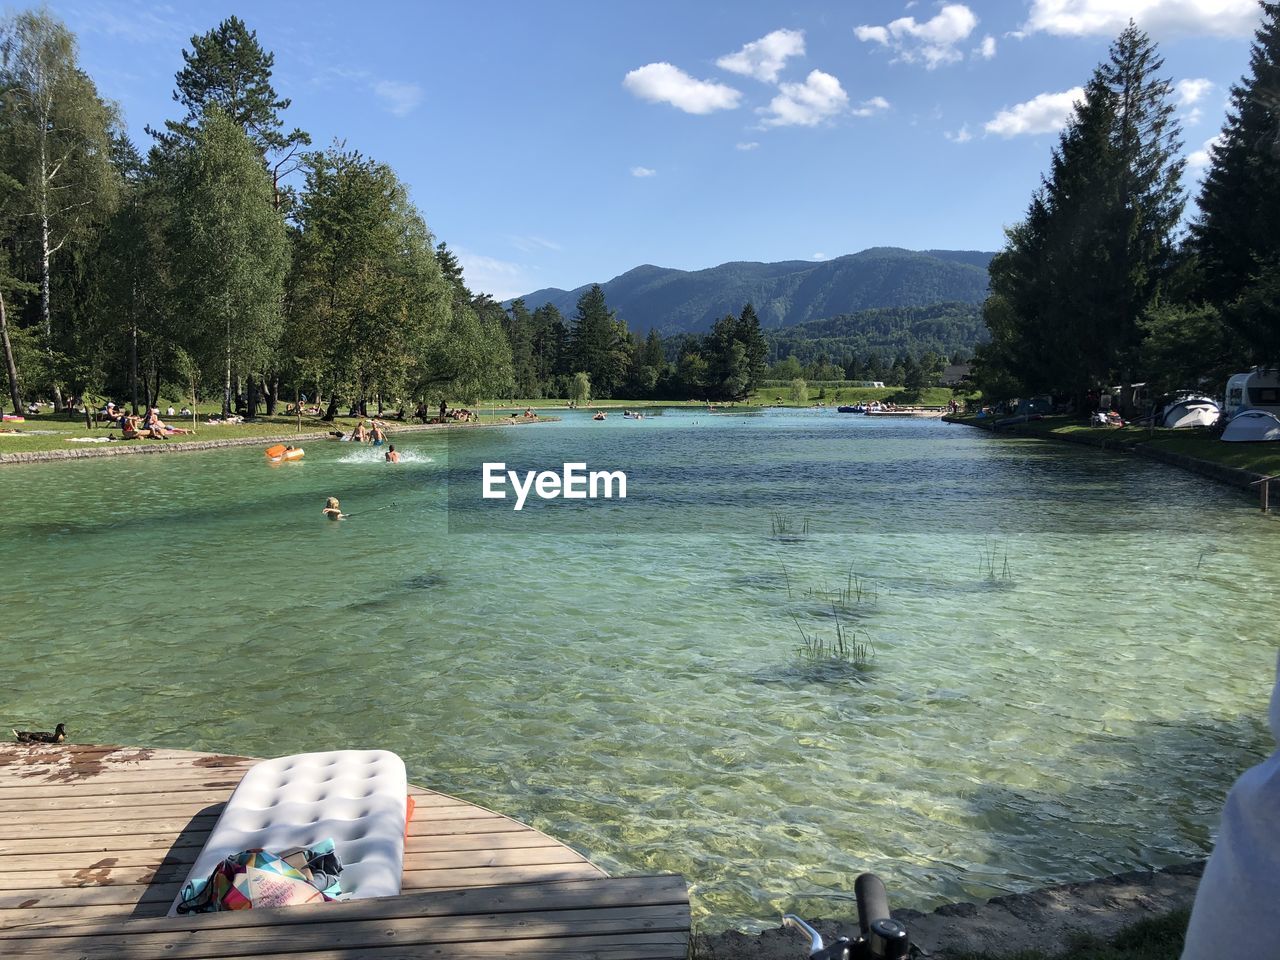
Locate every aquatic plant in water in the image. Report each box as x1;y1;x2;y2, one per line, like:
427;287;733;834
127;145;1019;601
793;606;874;674
801;564;877;610
977;542;1013;581
770;512;810;542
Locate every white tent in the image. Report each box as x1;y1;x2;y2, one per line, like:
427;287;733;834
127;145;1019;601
1160;397;1220;429
1221;410;1280;442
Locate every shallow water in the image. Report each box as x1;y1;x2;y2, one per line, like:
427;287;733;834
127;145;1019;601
1;409;1275;930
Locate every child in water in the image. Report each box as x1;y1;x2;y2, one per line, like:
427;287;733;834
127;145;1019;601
322;497;346;520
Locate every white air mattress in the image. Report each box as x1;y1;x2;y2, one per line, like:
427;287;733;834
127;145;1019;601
168;750;408;915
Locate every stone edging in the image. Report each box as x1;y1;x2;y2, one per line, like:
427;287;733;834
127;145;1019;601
0;418;554;466
943;415;1268;493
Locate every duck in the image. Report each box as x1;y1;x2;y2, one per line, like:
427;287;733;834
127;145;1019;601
13;722;67;744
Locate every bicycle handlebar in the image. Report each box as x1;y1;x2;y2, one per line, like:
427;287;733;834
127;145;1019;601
783;872;911;960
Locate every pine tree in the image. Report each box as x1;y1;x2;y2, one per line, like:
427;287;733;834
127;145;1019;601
1191;2;1280;362
151;16;309;211
570;284;630;396
735;303;769;392
978;22;1184;397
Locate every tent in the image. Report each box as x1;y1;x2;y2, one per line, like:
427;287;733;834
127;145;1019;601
1221;410;1280;443
1161;397;1220;429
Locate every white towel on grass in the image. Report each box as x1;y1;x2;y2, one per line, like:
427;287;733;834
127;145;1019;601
1181;652;1280;960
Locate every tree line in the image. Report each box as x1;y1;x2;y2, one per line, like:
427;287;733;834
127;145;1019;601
974;6;1280;403
503;285;770;401
0;11;512;419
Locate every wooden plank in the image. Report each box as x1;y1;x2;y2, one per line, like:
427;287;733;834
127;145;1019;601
0;880;180;910
13;933;689;960
0;863;187;891
0;778;245;800
0;861;606;898
0;789;468;815
3;906;689;960
0;766;255;788
0;843;587;876
1;876;689;937
0;813;538;842
0;826;555;858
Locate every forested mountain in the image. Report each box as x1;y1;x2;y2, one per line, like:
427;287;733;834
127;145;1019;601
765;302;987;365
511;247;993;334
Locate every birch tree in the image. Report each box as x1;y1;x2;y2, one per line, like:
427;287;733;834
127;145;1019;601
0;9;118;407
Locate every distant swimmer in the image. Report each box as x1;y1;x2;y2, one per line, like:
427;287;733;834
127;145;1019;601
322;496;347;520
385;445;401;463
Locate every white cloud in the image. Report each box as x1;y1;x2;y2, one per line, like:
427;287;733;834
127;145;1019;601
1177;78;1214;106
623;62;742;114
984;87;1084;137
851;96;891;117
946;125;974;143
1188;133;1225;173
1177;78;1214;124
630;166;657;177
1024;0;1259;38
855;4;979;68
454;250;529;302
978;35;997;59
736;141;760;151
812;252;828;261
373;80;424;117
716;29;806;83
759;69;849;127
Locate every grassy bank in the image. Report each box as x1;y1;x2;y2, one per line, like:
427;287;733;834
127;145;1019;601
0;405;544;457
949;413;1280;480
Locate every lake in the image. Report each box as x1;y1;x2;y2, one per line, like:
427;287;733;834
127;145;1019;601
1;408;1273;931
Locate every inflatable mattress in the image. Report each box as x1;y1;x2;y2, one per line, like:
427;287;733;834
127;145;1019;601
168;749;409;915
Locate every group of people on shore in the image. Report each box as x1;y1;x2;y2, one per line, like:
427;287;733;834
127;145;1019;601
105;403;194;440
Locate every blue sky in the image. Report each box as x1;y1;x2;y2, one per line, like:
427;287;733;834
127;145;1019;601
50;1;1263;299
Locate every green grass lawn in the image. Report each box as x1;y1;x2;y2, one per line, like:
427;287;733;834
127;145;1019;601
956;909;1188;960
0;403;535;456
952;413;1280;478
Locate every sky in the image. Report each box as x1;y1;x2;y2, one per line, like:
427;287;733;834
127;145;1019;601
46;0;1265;299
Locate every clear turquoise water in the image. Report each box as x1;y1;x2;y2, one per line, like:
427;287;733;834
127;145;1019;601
2;409;1275;931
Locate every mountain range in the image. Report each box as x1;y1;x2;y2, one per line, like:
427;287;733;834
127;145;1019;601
508;247;995;335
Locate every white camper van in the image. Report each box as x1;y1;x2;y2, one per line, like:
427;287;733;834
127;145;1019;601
1224;368;1280;420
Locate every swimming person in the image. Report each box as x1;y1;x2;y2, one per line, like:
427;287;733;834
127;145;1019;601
385;445;401;463
322;497;346;521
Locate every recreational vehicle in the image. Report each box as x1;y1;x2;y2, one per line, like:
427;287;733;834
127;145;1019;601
1224;368;1280;420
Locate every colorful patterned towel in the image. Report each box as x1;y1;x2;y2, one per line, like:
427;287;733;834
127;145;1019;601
175;839;342;914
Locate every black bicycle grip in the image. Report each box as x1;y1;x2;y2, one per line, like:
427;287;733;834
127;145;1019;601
854;873;890;936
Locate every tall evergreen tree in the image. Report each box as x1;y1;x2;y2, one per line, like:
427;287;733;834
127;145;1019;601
152;16;309;211
978;22;1184;397
1191;2;1280;362
570;284;630;396
168;107;288;415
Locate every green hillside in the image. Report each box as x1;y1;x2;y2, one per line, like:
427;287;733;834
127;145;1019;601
511;247;993;334
765;302;987;364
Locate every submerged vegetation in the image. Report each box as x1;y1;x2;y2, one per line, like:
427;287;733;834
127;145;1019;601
793;608;875;675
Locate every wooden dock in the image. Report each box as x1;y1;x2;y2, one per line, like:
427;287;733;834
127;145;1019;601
0;743;689;958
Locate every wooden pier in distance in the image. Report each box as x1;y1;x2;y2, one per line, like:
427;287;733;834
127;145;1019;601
0;743;690;958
